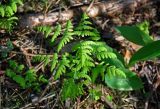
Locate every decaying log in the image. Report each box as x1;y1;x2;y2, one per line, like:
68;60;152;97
18;0;153;28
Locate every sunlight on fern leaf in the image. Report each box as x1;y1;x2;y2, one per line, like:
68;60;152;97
57;20;74;53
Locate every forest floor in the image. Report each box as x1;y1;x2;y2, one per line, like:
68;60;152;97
1;0;160;109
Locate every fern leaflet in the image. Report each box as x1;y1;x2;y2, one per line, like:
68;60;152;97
92;42;117;60
54;54;70;79
57;20;74;53
0;5;5;17
73;41;95;71
51;24;61;42
106;66;126;79
0;17;18;31
61;78;83;101
50;53;58;72
36;25;52;38
74;13;100;40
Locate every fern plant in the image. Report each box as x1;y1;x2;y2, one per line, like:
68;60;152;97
0;0;23;31
0;16;18;31
61;78;84;101
33;13;143;101
57;20;74;52
5;60;48;91
0;39;14;59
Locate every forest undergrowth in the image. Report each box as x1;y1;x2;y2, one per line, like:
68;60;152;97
0;0;160;109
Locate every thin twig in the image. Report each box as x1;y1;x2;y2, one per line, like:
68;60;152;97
0;51;54;57
86;0;95;13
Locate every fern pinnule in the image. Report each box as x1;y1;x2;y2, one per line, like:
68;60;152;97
107;66;126;79
54;54;70;79
36;25;52;38
74;13;100;40
50;53;58;72
61;78;83;101
91;65;106;83
51;24;61;42
0;0;22;31
74;72;92;84
81;13;90;21
14;0;23;5
44;55;50;66
45;26;52;38
33;55;46;62
96;51;117;60
11;2;17;12
57;20;74;53
32;55;51;67
0;17;18;31
72;41;95;72
0;5;5;17
92;42;117;60
75;25;94;30
5;6;14;16
0;0;22;17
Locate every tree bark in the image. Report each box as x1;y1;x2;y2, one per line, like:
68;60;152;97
18;0;153;28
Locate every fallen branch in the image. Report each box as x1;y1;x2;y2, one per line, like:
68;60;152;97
18;0;152;28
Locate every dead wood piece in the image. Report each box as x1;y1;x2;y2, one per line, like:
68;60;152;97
18;0;152;28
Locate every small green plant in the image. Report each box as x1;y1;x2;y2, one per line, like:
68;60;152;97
5;60;48;91
34;13;143;101
0;0;23;31
0;39;14;59
115;21;153;46
89;87;102;101
115;21;160;66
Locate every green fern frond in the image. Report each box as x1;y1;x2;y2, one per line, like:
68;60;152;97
45;26;52;38
72;41;95;50
0;5;5;17
74;71;92;85
11;2;17;12
7;16;18;21
5;6;14;16
72;41;95;72
50;53;58;72
51;24;61;42
25;69;37;83
32;55;41;62
13;75;26;88
75;25;94;30
74;72;91;81
32;53;59;72
81;13;90;21
92;42;117;60
74;30;99;37
44;55;50;66
96;51;117;60
13;0;23;5
61;78;84;101
0;17;18;31
36;25;52;38
6;69;16;78
54;54;70;79
74;13;100;40
107;66;126;79
32;55;46;62
75;42;93;66
0;0;23;17
91;65;106;83
57;20;74;52
82;20;92;25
